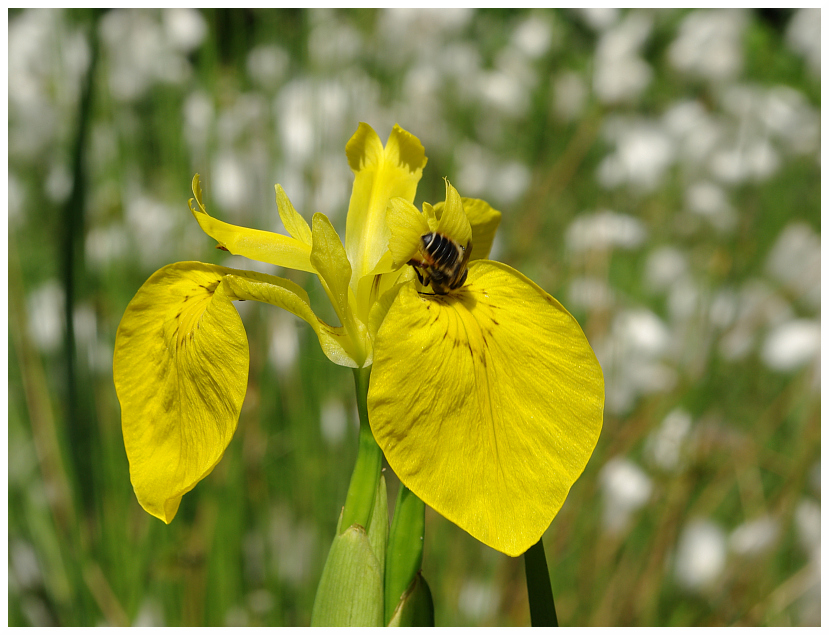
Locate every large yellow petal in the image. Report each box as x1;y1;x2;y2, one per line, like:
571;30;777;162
189;175;315;273
344;124;427;291
115;261;363;521
114;262;249;523
368;261;604;557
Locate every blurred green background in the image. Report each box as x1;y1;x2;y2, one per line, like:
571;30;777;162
8;8;820;626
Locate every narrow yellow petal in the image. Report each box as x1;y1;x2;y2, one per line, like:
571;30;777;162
368;261;604;557
221;269;362;368
433;197;501;262
353;251;404;327
275;184;312;246
309;213;369;365
189;174;314;273
114;262;249;523
344;124;427;291
310;213;353;320
435;180;472;249
422;202;438;233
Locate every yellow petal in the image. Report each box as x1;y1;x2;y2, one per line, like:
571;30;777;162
221;268;362;369
432;197;501;262
115;261;364;525
344;124;427;291
311;213;353;320
275;184;312;246
368;261;604;557
435;180;471;249
310;213;369;365
189;174;314;273
386;197;429;269
114;262;249;523
353;251;405;327
422;202;438;232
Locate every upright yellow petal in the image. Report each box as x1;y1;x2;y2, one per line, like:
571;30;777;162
311;213;353;321
386;197;429;269
189;175;314;273
354;253;410;330
368;261;604;557
434;197;502;262
114;262;249;523
344;124;427;291
275;184;313;246
310;213;369;366
435;180;471;249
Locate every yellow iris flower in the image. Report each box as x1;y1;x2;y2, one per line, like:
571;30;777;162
113;122;604;557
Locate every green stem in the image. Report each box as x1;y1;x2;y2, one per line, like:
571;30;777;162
524;538;558;627
384;484;426;623
340;366;383;532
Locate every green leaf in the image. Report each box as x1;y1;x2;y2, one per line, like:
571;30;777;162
387;573;435;627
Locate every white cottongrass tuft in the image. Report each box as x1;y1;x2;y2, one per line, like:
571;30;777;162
599;457;653;534
674;519;727;591
761;319;820;372
565;210;647;253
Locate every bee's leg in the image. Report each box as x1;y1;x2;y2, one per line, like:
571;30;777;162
413;267;426;286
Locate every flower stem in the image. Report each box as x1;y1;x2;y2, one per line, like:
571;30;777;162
340;366;383;532
384;484;425;623
524;537;558;627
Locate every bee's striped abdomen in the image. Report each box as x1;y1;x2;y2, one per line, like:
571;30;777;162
423;232;461;267
410;232;472;295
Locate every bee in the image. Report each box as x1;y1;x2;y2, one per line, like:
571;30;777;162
408;232;472;295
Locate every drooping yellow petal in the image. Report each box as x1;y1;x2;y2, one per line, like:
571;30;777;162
189;174;314;273
368;261;604;557
435;180;471;249
114;262;364;522
344;124;427;291
434;197;501;262
114;262;250;523
221;268;362;369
